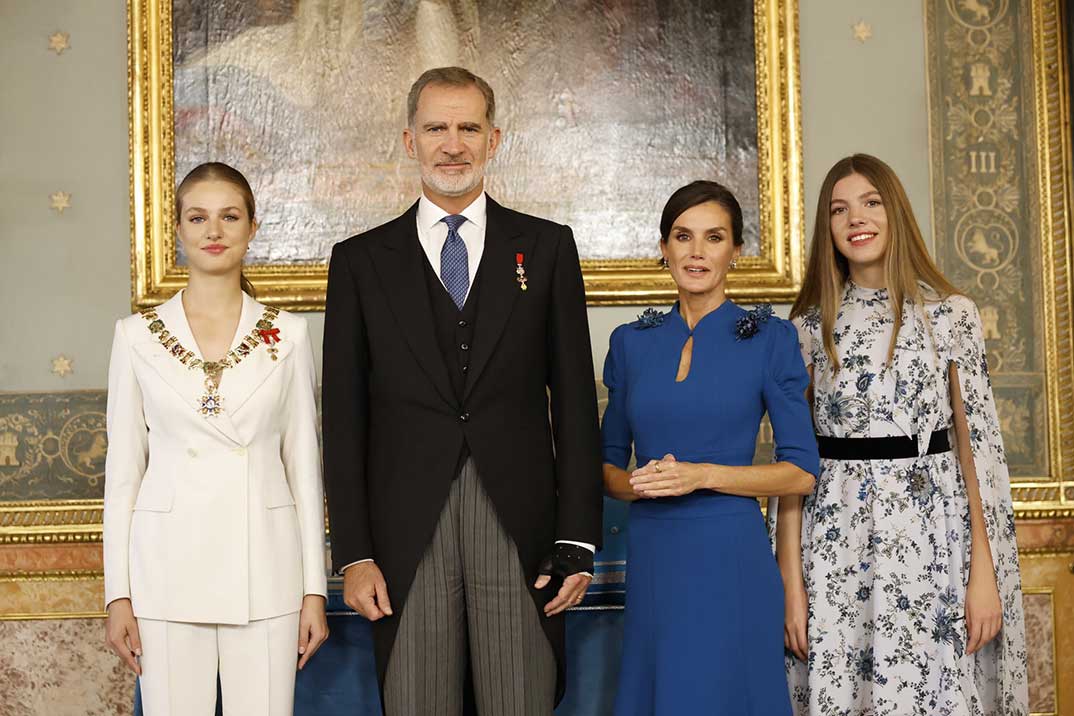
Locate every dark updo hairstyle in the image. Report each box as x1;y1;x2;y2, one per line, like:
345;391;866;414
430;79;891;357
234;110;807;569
659;180;744;247
175;162;257;297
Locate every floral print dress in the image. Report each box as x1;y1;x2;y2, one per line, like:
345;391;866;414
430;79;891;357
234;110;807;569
779;282;1027;716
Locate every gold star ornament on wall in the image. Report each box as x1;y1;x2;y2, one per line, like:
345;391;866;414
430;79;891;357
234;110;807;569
50;191;71;213
48;31;70;55
51;355;73;378
852;20;873;43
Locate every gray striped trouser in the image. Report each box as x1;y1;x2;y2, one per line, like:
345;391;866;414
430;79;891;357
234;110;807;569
383;458;556;716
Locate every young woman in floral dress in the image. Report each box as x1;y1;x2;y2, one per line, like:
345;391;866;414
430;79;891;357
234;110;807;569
774;154;1028;715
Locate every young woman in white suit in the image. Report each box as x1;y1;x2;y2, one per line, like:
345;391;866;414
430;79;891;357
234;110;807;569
104;162;329;715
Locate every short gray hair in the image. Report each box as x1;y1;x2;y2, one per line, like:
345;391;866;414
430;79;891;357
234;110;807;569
406;67;496;127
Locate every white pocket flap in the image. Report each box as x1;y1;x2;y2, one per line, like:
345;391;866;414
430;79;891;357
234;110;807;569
264;477;296;508
133;479;174;512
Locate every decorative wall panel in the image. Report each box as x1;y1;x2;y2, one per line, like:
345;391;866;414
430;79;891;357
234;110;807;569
926;0;1074;514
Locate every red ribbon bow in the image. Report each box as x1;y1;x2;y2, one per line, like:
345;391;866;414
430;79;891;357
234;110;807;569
259;328;281;345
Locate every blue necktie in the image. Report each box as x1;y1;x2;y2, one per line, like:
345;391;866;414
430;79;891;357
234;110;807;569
440;214;469;309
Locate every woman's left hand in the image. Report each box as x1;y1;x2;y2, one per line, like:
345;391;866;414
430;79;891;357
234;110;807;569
630;455;711;498
297;594;329;670
965;563;1003;655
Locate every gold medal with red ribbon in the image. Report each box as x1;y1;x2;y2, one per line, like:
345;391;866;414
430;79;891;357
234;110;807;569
258;326;282;360
515;252;528;292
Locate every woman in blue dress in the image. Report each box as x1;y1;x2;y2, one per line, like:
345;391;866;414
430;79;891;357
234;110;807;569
602;181;821;715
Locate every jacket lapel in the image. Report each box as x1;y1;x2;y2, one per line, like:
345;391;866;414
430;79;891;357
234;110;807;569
135;292;244;445
463;198;533;400
369;203;457;408
215;292;292;425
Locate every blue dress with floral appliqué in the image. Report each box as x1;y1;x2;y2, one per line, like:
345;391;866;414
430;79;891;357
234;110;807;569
602;301;820;715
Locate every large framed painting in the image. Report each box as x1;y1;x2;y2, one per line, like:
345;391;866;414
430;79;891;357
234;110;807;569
128;0;805;309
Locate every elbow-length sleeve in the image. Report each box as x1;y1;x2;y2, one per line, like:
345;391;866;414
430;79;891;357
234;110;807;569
790;312;815;369
103;319;149;607
763;319;820;477
945;296;1027;705
600;325;633;470
280;316;329;598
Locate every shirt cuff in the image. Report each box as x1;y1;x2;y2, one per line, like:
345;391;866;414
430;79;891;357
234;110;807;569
556;540;596;553
339;558;373;574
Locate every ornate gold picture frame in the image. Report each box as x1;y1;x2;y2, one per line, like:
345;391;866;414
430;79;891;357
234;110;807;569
127;0;805;309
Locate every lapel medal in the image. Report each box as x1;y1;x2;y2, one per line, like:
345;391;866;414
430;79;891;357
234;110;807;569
198;363;225;417
258;326;282;360
515;252;528;292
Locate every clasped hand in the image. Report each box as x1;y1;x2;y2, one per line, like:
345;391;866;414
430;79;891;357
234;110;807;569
629;454;710;498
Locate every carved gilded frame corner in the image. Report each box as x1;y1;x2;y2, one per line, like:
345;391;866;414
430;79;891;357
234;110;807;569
1017;0;1074;519
1007;0;1074;518
926;0;1074;519
127;0;804;309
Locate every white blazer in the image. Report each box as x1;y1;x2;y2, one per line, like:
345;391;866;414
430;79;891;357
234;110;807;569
103;291;328;624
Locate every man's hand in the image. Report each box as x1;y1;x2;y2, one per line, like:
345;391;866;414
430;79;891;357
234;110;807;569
534;543;594;616
343;561;393;621
537;573;592;616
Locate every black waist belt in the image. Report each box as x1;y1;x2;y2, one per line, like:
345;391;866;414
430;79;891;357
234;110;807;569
817;429;951;461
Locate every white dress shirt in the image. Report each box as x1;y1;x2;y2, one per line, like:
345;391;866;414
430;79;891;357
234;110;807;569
416;192;486;300
340;192;594;574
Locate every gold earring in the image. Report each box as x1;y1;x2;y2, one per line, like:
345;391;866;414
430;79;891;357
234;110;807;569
729;259;737;269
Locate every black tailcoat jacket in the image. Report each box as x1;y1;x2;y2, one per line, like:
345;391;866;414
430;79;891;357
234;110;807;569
321;197;603;705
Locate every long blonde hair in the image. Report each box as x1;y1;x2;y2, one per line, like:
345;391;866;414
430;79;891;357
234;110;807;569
790;154;959;372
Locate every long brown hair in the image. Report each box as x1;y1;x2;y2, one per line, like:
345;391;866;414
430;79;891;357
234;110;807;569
175;162;257;297
790;154;959;372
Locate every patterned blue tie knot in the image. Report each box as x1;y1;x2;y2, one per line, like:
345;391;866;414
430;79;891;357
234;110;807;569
440;215;469;309
442;214;467;233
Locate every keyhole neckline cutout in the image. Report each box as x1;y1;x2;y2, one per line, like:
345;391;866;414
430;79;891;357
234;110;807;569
675;335;694;383
671;298;735;337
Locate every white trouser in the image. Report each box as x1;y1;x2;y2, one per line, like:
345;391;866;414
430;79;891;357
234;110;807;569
137;611;300;715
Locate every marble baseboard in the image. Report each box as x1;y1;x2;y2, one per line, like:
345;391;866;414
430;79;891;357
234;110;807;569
1023;591;1056;715
1016;517;1074;553
0;571;103;618
0;618;133;716
0;543;102;572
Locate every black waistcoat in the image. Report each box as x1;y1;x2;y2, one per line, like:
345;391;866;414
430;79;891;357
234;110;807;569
422;255;480;401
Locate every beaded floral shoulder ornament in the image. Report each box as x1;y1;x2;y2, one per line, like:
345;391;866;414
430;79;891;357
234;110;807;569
734;303;774;340
635;307;665;329
140;305;281;416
